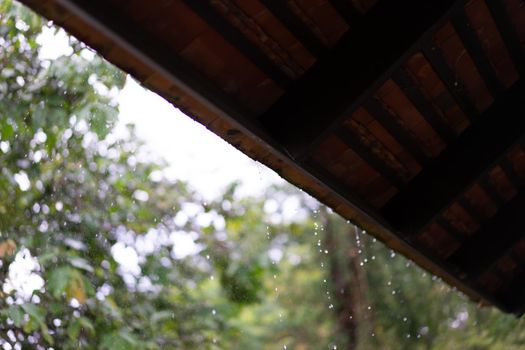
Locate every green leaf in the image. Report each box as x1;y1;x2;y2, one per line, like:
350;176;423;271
21;303;45;324
100;331;139;350
21;303;53;344
67;320;81;340
1;122;13;139
7;305;24;327
78;316;95;335
150;310;173;325
47;266;71;298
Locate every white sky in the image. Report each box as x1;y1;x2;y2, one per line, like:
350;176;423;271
118;78;283;199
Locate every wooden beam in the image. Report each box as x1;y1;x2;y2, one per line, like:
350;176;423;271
500;244;525;315
457;196;485;224
297;96;431;165
260;0;327;57
436;217;466;241
500;265;525;315
451;8;505;97
363;99;430;166
180;0;292;88
381;79;525;234
334;128;406;189
501;155;525;188
422;43;479;120
485;0;525;75
478;175;505;208
53;0;257;123
327;0;362;25
392;68;457;143
259;0;461;154
446;188;525;281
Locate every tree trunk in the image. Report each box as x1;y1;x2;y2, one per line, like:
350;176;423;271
324;212;371;349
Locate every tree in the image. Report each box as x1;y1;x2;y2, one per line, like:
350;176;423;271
0;1;224;347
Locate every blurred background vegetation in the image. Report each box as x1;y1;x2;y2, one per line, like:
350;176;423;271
0;0;525;348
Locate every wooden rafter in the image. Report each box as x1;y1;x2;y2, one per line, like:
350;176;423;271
451;8;505;97
447;189;525;281
327;0;362;25
259;0;461;155
362;99;430;165
422;43;479;120
485;0;525;75
502;262;525;314
180;0;293;88
392;68;457;143
382;79;525;234
260;0;327;57
334;128;406;189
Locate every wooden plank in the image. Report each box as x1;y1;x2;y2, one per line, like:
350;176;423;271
392;68;457;143
501;156;525;188
363;99;430;166
260;0;327;57
259;0;461;153
180;0;292;88
51;0;258;124
501;265;525;315
457;196;485;224
422;43;479;121
478;175;505;208
381;79;525;235
335;128;406;189
327;0;362;25
485;0;525;75
451;8;505;97
436;217;467;241
446;189;525;281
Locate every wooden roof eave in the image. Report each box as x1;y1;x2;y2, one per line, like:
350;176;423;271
17;0;525;314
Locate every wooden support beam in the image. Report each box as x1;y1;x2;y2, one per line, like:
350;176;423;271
334;128;406;189
327;0;362;25
436;217;466;241
259;0;461;154
485;0;525;75
422;43;479;120
478;175;505;208
363;99;430;166
446;188;525;281
180;0;292;88
500;266;525;315
54;0;257;124
381;79;525;234
392;68;457;143
501;155;525;188
451;8;505;97
457;196;485;224
260;0;327;57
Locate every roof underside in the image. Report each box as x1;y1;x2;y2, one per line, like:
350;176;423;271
18;0;525;314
